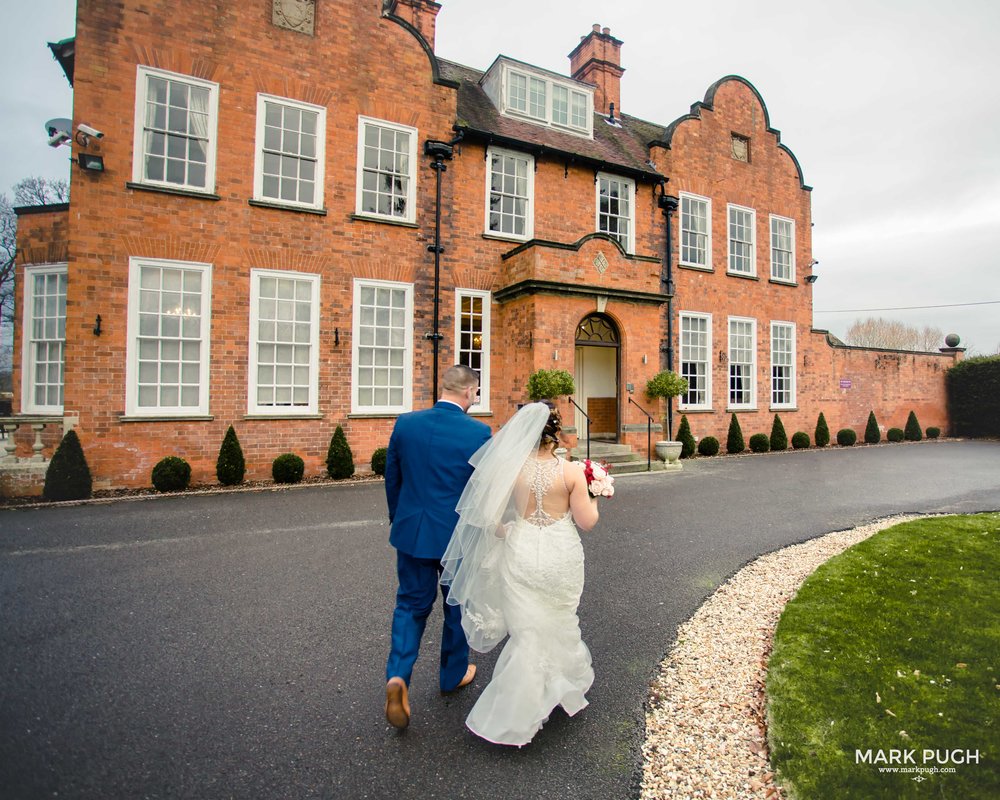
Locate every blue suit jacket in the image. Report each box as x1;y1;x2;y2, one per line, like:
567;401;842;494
385;401;492;559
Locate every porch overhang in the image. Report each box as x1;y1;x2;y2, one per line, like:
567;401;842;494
493;279;668;305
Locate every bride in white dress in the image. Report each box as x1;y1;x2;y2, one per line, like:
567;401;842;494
440;402;601;746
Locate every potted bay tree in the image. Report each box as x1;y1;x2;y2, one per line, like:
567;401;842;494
645;370;689;465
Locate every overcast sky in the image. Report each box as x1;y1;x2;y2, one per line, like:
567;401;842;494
3;0;998;353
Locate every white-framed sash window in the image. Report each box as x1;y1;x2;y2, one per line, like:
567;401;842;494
770;215;795;283
771;321;796;408
126;257;212;417
20;264;67;414
502;63;592;136
254;94;326;209
727;204;756;276
248;270;320;415
352;279;413;414
485;147;534;240
596;173;635;253
728;316;757;409
680;192;711;269
678;312;712;410
133;66;219;192
355;116;418;223
455;289;491;412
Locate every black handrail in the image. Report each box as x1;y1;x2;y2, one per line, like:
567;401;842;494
567;396;591;461
627;396;654;472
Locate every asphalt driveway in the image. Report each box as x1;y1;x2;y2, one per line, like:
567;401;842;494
2;440;999;799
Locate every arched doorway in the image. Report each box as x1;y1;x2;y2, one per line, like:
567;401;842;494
574;314;620;442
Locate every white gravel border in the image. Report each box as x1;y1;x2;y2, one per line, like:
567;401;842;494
641;515;923;800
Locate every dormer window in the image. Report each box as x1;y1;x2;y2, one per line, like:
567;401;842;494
484;58;594;138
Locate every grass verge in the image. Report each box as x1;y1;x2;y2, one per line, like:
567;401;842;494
767;513;999;799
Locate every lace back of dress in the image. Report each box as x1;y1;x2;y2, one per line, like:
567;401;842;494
521;456;563;527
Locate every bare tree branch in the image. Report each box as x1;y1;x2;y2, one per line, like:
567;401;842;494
12;177;69;206
845;317;945;351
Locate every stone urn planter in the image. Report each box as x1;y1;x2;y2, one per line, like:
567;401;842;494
654;440;683;468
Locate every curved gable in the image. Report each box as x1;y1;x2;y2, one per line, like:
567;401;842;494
381;6;459;89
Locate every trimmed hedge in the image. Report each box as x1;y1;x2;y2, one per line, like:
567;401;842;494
697;436;720;456
326;425;355;479
43;430;93;502
272;453;305;484
926;427;941;439
749;433;770;453
152;456;191;492
791;431;810;449
815;412;830;448
216;425;246;486
836;428;857;447
905;411;923;441
864;411;881;444
770;415;788;451
676;415;697;459
946;355;1000;437
726;414;745;454
887;427;905;442
371;447;388;476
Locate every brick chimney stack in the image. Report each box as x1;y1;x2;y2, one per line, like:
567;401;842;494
386;0;442;51
569;24;625;115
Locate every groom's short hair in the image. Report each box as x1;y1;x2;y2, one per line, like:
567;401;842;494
442;364;479;392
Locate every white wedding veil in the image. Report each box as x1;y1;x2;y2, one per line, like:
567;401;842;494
440;402;551;652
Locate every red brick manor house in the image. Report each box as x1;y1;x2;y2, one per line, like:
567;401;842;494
6;0;958;492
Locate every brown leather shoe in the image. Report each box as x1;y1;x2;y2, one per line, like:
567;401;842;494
442;664;476;694
385;677;410;729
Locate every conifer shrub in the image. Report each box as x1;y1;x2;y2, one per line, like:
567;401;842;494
326;425;355;479
152;456;191;492
864;411;881;444
791;431;810;449
272;453;305;484
926;427;941;439
749;433;770;453
887;427;905;442
42;429;93;502
770;414;788;451
904;411;923;441
216;425;246;486
676;415;696;459
815;412;831;448
370;447;388;476
726;414;745;454
836;428;857;446
697;436;720;456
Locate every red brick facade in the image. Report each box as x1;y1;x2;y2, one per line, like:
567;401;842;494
9;0;959;491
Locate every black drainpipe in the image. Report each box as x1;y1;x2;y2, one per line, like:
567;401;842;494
423;131;464;400
657;184;679;439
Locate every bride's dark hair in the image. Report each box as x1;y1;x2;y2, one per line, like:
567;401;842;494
540;400;562;446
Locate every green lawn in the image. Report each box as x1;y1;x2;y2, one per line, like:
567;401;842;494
767;514;999;799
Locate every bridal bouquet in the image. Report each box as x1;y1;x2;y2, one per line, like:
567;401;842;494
582;459;615;498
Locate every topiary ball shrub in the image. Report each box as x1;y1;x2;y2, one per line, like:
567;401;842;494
836;428;857;447
887;427;905;442
272;453;305;484
749;433;770;453
926;426;941;439
152;456;191;492
904;411;923;441
791;431;810;449
864;411;881;444
216;425;246;486
527;368;575;401
676;415;696;459
326;425;355;479
726;414;745;454
770;414;788;452
370;447;388;476
43;429;93;502
815;412;830;448
697;436;720;456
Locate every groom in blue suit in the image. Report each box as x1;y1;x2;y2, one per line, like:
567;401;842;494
384;364;492;729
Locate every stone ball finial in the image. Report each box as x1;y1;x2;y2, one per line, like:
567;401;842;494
945;333;960;348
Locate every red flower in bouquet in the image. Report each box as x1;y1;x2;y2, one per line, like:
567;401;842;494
582;459;615;498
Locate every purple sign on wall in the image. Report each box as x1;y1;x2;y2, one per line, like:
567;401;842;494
839;379;852;389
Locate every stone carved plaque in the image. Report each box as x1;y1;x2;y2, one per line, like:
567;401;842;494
731;133;750;163
593;251;609;275
273;0;315;35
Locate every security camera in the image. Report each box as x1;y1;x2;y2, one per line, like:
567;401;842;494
76;123;104;139
48;130;72;147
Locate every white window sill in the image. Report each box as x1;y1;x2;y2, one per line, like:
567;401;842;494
120;414;215;422
482;231;531;244
350;213;418;229
726;271;759;280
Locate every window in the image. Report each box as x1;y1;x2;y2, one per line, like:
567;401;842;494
455;290;491;412
352;279;413;414
770;215;795;283
728;204;756;276
486;147;534;240
126;258;212;417
680;193;711;268
248;270;320;415
133;66;219;192
771;322;796;408
501;63;592;135
20;264;67;413
356;117;417;223
728;317;756;408
597;174;635;252
679;313;712;410
254;95;326;209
